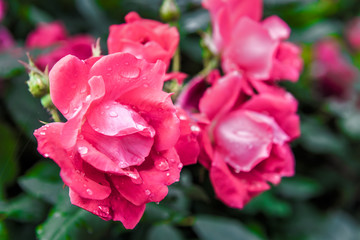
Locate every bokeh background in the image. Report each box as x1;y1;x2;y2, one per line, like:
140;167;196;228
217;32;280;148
1;0;360;239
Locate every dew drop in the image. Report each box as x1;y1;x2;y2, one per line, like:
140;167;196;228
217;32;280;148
166;173;170;177
63;108;69;115
85;95;91;102
109;111;118;117
78;146;88;155
179;115;187;120
191;125;201;132
177;163;183;169
98;206;110;216
154;159;169;171
119;67;140;79
86;189;93;195
234;168;241;173
44;153;49;158
145;189;151;196
40;131;46;136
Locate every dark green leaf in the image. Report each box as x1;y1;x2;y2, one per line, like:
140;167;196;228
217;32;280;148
277;176;322;200
0;122;18;190
193;216;261;240
147;224;183;240
0;194;47;223
37;190;111;240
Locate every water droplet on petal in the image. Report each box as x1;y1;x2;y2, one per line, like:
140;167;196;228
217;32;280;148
85;95;91;102
119;67;140;79
234;168;241;173
40;131;46;136
154;159;169;171
166;173;170;177
98;206;110;217
78;146;88;155
109;111;118;117
63;108;69;115
86;189;93;195
145;189;151;196
44;153;49;158
178;163;183;169
191;125;201;132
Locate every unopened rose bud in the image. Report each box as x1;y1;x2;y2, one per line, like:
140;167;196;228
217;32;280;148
160;0;180;22
40;93;54;109
21;55;49;98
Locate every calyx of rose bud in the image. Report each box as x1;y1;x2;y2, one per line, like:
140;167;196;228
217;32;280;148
160;0;180;22
21;55;49;98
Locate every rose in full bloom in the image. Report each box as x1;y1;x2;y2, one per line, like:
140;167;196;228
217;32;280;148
203;0;302;83
26;22;94;70
312;38;357;100
179;72;300;208
107;12;179;69
34;52;184;229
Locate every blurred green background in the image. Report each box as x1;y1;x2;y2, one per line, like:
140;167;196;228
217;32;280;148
1;0;360;239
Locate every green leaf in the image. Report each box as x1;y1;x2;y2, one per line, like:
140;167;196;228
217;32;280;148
147;224;183;240
308;211;360;240
37;190;111;240
0;221;9;240
0;122;18;191
277;176;323;200
193;216;261;240
243;191;291;217
0;50;26;78
4;75;51;140
300;118;348;155
0;194;47;223
18;161;62;204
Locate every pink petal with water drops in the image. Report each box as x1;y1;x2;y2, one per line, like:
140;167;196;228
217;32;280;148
87;100;155;137
89;53;166;100
118;87;180;151
111;149;181;206
214;110;273;172
49;55;91;119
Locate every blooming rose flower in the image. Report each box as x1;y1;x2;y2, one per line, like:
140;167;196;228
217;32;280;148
179;72;299;208
107;12;179;69
34;52;184;229
203;0;302;83
26;22;94;70
312;39;357;99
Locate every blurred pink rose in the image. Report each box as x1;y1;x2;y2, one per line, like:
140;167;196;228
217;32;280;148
26;21;94;70
203;0;302;83
312;38;357;99
34;52;183;229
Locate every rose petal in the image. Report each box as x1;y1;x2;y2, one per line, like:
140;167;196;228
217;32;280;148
34;123;111;200
118;87;180;151
214;110;273;172
210;151;269;209
89;53;166;100
111;149;181;206
49;55;90;119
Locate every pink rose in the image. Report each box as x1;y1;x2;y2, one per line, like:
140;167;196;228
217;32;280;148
26;22;94;70
107;12;179;68
34;52;183;229
203;0;302;83
312;39;357;99
181;72;299;208
26;22;67;48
